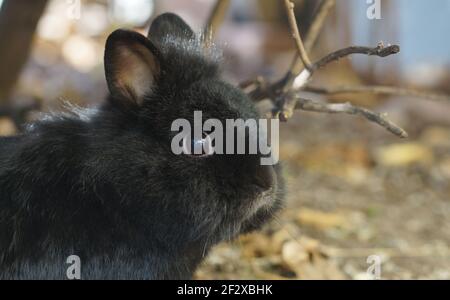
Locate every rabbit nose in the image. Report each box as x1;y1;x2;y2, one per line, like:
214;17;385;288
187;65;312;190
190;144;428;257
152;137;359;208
252;165;275;192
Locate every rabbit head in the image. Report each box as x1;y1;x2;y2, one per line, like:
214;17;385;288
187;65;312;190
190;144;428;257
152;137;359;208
102;13;284;247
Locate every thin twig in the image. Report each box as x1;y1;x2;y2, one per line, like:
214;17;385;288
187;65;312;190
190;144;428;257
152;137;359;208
283;0;313;71
285;0;336;91
249;42;402;98
304;0;336;52
304;85;450;102
293;97;408;138
291;43;400;89
204;0;231;46
312;43;400;71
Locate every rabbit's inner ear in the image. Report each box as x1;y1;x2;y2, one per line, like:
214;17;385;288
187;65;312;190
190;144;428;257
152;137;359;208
105;30;160;106
148;13;195;45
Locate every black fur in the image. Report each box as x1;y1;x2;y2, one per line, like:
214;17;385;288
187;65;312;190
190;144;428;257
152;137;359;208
0;13;284;280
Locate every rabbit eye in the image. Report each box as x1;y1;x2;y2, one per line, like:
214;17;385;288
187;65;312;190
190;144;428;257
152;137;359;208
183;133;214;157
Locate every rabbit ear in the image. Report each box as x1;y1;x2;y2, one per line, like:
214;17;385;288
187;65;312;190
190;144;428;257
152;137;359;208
148;13;195;45
104;29;160;107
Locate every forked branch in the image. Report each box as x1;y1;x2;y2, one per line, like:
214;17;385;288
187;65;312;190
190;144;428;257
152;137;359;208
304;85;450;102
205;0;450;138
293;97;408;138
283;0;313;71
284;0;336;90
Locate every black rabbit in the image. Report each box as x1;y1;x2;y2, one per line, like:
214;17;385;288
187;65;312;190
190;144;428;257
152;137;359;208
0;13;284;280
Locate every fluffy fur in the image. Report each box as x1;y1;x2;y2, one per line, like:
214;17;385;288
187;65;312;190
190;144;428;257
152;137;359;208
0;13;284;280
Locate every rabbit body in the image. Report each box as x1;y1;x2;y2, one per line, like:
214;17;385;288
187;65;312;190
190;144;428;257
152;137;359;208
0;13;283;280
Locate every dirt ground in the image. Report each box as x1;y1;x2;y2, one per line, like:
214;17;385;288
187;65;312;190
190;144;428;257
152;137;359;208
196;101;450;280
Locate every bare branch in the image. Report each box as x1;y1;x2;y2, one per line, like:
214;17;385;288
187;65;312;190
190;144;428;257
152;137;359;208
304;85;450;102
204;0;231;46
248;42;401;99
286;0;336;88
304;0;336;52
312;43;400;71
293;97;409;138
289;43;400;90
283;0;313;71
239;1;414;139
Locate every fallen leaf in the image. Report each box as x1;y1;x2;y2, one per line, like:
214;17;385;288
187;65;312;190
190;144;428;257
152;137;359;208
374;143;434;167
270;224;302;254
281;237;346;280
297;208;350;230
284;142;371;183
281;241;309;268
239;233;273;258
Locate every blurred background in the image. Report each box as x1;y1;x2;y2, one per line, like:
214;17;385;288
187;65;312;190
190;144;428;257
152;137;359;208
0;0;448;279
